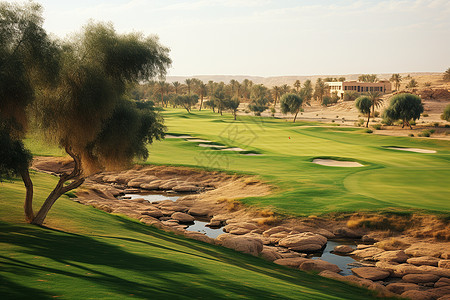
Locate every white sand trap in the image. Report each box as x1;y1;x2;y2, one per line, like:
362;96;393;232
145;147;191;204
313;159;364;167
166;135;192;139
221;147;245;151
186;139;212;142
387;147;436;154
198;143;227;148
241;153;263;156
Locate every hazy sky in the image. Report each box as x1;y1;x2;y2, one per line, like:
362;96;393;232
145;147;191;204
36;0;450;77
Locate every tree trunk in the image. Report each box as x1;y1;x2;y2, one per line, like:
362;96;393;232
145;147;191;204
293;111;299;123
199;95;203;111
233;111;237;120
21;169;34;223
366;112;370;127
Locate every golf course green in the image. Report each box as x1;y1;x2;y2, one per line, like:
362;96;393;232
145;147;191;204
144;108;450;216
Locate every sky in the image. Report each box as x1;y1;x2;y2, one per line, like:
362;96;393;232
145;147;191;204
34;0;450;77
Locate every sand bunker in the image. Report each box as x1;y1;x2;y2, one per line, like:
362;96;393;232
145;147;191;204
312;159;364;167
221;148;245;151
241;153;263;156
198;143;227;148
387;147;436;154
166;134;192;139
186;139;211;143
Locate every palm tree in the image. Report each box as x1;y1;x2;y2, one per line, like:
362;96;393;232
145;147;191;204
367;91;383;116
272;86;281;108
313;78;327;103
390;74;402;91
172;81;181;94
293;80;301;92
197;82;207;110
185;78;193;95
280;84;290;96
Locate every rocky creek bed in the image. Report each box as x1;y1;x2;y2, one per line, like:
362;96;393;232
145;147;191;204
32;156;450;300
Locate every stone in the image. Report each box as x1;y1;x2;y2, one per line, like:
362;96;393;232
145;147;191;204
401;290;433;300
392;263;423;277
439;260;450;269
188;207;210;217
141;209;163;218
319;270;345;280
418;265;450;277
428;286;450;299
333;245;354;254
262;226;289;237
140;181;162;190
435;277;450;288
356;244;373;250
351;267;391;281
273;257;309;268
171;212;195;223
218;235;263;256
172;185;200;192
350;247;384;259
405;244;442;258
299;259;341;273
260;247;283;261
127;176;157;187
361;235;377;243
228;228;252;235
437;295;450;300
332;227;362;239
407;256;441;267
278;232;327;252
403;273;440;283
386;282;420;294
373;250;408;263
184;231;214;244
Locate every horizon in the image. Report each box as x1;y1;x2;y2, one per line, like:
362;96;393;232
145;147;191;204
35;0;450;77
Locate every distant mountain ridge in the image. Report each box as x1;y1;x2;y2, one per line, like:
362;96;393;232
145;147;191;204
166;72;442;87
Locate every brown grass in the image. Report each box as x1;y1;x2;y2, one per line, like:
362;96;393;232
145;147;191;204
374;238;411;250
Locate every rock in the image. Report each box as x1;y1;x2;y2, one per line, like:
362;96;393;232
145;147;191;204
262;226;289;237
207;219;223;228
260;247;283;261
161;220;179;227
299;259;341;273
172;185;200;192
442;253;450;259
141;209;163;218
127;176;158;187
439;260;450;269
392;263;423;277
273;257;309;268
319;270;345;280
333;245;354;254
386;282;419;294
435;277;450;288
268;232;290;244
428;286;450;299
140;181;162;190
437;295;450;300
407;256;441;267
405;245;442;258
139;216;159;225
160;210;175;217
403;273;440;283
373;250;408;263
356;244;373;250
184;231;214;244
171;212;195;223
217;235;263;256
350;247;384;259
278;232;327;252
417;265;450;277
333;227;362;239
188;207;210;217
401;290;434;300
123;188;140;194
351;267;391;280
361;235;377;243
159;181;179;190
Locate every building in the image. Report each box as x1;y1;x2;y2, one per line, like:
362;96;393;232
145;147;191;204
326;80;392;99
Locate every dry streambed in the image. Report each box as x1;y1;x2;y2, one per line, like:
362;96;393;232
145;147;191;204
32;157;450;300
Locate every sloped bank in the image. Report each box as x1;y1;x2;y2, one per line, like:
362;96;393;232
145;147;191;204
32;157;450;299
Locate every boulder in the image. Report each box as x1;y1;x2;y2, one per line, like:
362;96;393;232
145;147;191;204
356;244;373;250
188;207;210;217
401;290;434;300
299;259;341;273
268;232;290;244
333;245;354;254
140;181;163;190
407;256;441;267
184;231;214;244
141;209;163;218
217;235;263;256
361;235;377;243
428;286;450;299
350;247;384;259
262;226;289;237
260;247;283;261
127;176;158;187
418;265;450;277
373;250;408;263
332;227;362;239
386;282;419;294
351;267;391;281
439;260;450;269
173;185;200;192
435;277;450;288
278;232;327;252
159;181;179;190
405;245;442;258
319;270;345;281
403;273;440;283
171;212;195;223
273;257;309;268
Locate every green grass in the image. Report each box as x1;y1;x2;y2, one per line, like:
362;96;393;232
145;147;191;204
142;109;450;216
0;171;381;299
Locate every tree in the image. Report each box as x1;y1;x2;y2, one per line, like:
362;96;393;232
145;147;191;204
280;84;290;97
313;78;327;104
443;68;450;82
366;91;384;116
225;97;240;120
185;78;193;95
383;93;423;129
300;80;313;105
406;79;418;89
172;81;181;94
338;77;346;82
358;74;378;82
390;74;402;91
355;96;372;127
175;95;198;113
28;22;170;225
293;80;301;92
271;86;281;108
196;81;207;111
441;104;450;121
249;84;270;116
280;93;303;122
343;91;359;101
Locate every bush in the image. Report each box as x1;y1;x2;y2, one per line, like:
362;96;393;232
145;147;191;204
373;111;380;117
343;91;359;101
418;130;431;137
381;118;393;125
410;120;416;126
409;133;414;137
364;129;373;133
433;122;440;127
358;118;365;126
445;124;450;128
372;124;382;130
430;129;435;134
441;104;450;121
331;120;335;123
422;113;429;117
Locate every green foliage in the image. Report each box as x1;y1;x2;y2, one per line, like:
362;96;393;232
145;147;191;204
390;74;402;91
343;91;359;101
443;67;450;82
355;96;372;115
372;124;382;130
383;93;423;128
313;78;327;102
249;84;270;116
175;95;198;113
441;104;450;121
358;74;378;82
406;79;418;88
280;93;303;122
224;97;240;119
299;80;313;105
364;129;373;133
418;130;431;137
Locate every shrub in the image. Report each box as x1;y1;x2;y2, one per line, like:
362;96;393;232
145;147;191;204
373;111;380;117
433;122;439;127
445;124;450;128
430;129;435;134
358;118;365;126
372;124;382;130
418;130;431;137
409;133;414;137
381;118;393;125
331;120;335;123
422;113;429;117
441;104;450;121
343;91;359;101
364;129;373;133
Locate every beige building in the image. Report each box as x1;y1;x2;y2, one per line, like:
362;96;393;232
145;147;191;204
326;80;392;99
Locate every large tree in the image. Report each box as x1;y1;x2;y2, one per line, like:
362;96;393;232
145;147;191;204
249;84;271;116
390;73;402;91
225;97;240;120
358;74;378;82
383;93;423;129
313;78;327;104
355;96;372;127
441;104;450;121
280;93;303;122
366;91;384;116
300;80;313;105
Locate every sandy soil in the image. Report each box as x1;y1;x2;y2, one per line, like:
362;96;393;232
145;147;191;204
312;159;364;167
387;147;437;154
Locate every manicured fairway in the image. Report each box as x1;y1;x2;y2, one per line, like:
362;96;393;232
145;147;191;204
0;172;381;299
145;109;450;216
